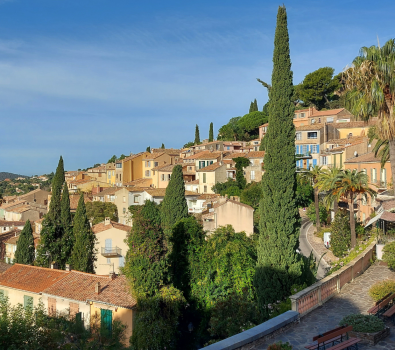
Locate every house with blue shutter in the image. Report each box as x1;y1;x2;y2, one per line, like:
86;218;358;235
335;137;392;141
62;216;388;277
295;123;338;170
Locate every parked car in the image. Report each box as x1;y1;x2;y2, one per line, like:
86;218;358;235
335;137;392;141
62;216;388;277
324;232;331;249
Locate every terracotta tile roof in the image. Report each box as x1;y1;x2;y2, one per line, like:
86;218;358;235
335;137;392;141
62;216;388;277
0;262;12;274
197;194;220;200
223;152;248;160
43;272;136;309
9;205;31;213
144;189;198;197
223;159;233;164
260;123;269;127
0;264;69;293
92;221;130;234
223;141;244;146
184;151;226;160
382;200;395;211
333;121;376;129
125;187;147;193
0;220;25;227
196;163;224;172
186;179;199;185
326;136;366;145
152;164;176;172
344;152;384;164
296;124;325;131
144;152;166;160
202;199;254;214
5;232;21;245
96;187;119;197
19;189;49;199
245;151;265;158
309;108;348;117
151;148;182;155
69;179;92;185
122;152;146;162
124;178;152;187
69;195;92;210
381;211;395;222
1;200;27;210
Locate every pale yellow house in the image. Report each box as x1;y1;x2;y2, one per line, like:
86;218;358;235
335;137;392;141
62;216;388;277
92;218;130;275
105;163;116;185
196;162;227;194
121;152;147;184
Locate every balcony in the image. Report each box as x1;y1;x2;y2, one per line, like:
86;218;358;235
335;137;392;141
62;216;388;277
101;247;122;257
295;152;312;159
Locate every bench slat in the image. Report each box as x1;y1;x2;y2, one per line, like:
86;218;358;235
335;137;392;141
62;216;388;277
328;338;360;350
305;335;342;349
318;325;353;344
378;292;395;309
312;326;345;341
383;304;395;317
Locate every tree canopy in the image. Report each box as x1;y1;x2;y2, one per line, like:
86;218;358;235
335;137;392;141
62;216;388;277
85;201;118;226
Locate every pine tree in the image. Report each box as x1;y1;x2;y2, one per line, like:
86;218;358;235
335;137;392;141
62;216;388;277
60;182;74;267
161;143;165;149
146;146;151;153
47;156;64;225
253;98;258;111
14;220;35;265
194;125;200;145
161;165;188;252
255;6;303;312
70;194;96;273
209;122;214;142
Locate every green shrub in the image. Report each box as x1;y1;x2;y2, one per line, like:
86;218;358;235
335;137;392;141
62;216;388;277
368;280;395;301
339;314;384;333
315;227;330;240
267;341;293;350
330;210;351;257
306;202;328;226
383;242;395;269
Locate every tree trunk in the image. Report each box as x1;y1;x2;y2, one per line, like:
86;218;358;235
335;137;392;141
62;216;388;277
333;199;338;215
349;193;356;248
314;187;321;228
388;139;395;191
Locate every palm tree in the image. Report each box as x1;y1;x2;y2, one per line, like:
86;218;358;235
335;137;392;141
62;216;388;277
343;38;395;187
302;165;323;228
332;169;376;248
316;167;343;217
368;125;390;170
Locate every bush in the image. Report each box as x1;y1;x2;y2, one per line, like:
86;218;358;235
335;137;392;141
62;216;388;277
306;202;328;226
339;314;384;333
368;280;395;301
330;210;351;257
315;227;330;240
383;242;395;269
267;341;293;350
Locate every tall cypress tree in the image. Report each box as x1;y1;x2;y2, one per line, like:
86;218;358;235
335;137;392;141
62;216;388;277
161;165;188;252
146;146;151;153
255;6;302;312
60;182;74;267
249;101;254;113
161;143;165;149
48;156;65;225
70;194;96;273
14;220;35;265
209;122;214;142
253;98;258;111
194;125;200;145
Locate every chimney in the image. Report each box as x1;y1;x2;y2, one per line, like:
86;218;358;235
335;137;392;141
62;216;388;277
109;272;116;280
95;282;101;294
51;261;58;269
65;264;72;271
105;217;110;225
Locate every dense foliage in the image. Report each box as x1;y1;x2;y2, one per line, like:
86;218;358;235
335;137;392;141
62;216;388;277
267;341;293;350
195;124;201;145
306;202;328;226
85;201;119;225
217;111;268;141
295;174;314;208
209;122;214;142
240;182;263;209
369;280;395;302
383;242;395;270
339;314;384;333
255;6;303;313
70;194;97;273
14;220;35;265
124;201;168;297
330;210;351;257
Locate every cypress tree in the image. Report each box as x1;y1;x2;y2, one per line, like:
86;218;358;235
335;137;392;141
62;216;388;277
161;165;188;251
70;194;96;273
60;182;74;267
249;101;254;113
234;157;250;189
47;156;64;225
255;6;303;312
209;122;214;142
146;146;151;153
14;220;35;265
194;124;200;145
161;143;165;149
253;98;258;111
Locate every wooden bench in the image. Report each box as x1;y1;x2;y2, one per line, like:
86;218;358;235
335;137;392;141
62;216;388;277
305;325;352;350
383;304;395;324
367;292;395;316
328;337;361;350
367;292;391;314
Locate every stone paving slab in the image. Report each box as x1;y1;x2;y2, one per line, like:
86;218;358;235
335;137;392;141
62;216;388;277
251;264;395;350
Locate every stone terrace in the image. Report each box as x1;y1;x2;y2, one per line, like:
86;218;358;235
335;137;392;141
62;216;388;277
249;263;395;350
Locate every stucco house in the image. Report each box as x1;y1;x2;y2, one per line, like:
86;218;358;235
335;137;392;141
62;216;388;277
196;162;227;194
92;218;130;275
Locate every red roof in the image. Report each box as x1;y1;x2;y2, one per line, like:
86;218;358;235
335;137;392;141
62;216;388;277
92;221;130;234
0;264;69;293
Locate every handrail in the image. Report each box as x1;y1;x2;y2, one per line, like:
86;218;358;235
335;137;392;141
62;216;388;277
289;240;376;317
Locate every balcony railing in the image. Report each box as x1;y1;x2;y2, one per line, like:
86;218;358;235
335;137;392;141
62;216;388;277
101;247;122;257
295;152;312;159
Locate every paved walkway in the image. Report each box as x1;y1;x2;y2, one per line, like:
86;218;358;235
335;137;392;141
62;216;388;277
253;263;395;350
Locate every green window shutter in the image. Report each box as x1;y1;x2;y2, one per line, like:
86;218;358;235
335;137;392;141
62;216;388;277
24;295;33;309
75;312;82;323
100;309;112;332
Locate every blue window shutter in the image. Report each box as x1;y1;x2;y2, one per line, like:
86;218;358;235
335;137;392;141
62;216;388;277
306;159;310;169
313;159;317;166
316;145;320;154
119;256;125;268
105;239;112;253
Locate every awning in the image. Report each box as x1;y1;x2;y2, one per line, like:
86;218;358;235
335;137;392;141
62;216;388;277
365;210;383;228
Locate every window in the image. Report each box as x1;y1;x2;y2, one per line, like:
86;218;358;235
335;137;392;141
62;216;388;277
296;132;301;140
321;157;327;165
168;174;171;181
362;196;367;205
134;195;140;203
293;113;297;119
348;133;353;138
371;168;377;182
146;161;151;167
327;117;334;123
199;161;206;169
145;170;150;177
119;256;125;268
311;119;316;124
312;145;318;154
203;173;206;183
123;196;126;203
204;185;207;193
105;239;112;253
108;171;111;179
381;168;387;186
188;166;192;171
112;171;114;176
318;118;321;123
116;163;122;168
24;295;33;310
307;132;317;139
161;174;165;181
227;146;230;150
69;302;79;319
48;297;56;316
300;113;305;118
101;309;112;332
154;162;158;167
123;207;126;214
251;171;255;180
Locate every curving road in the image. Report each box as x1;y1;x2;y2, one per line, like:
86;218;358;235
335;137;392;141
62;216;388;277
299;218;328;280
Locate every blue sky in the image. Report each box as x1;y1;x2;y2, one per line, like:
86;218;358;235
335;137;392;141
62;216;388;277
0;0;393;175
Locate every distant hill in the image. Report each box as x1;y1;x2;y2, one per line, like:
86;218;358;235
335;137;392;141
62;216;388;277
0;172;28;181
